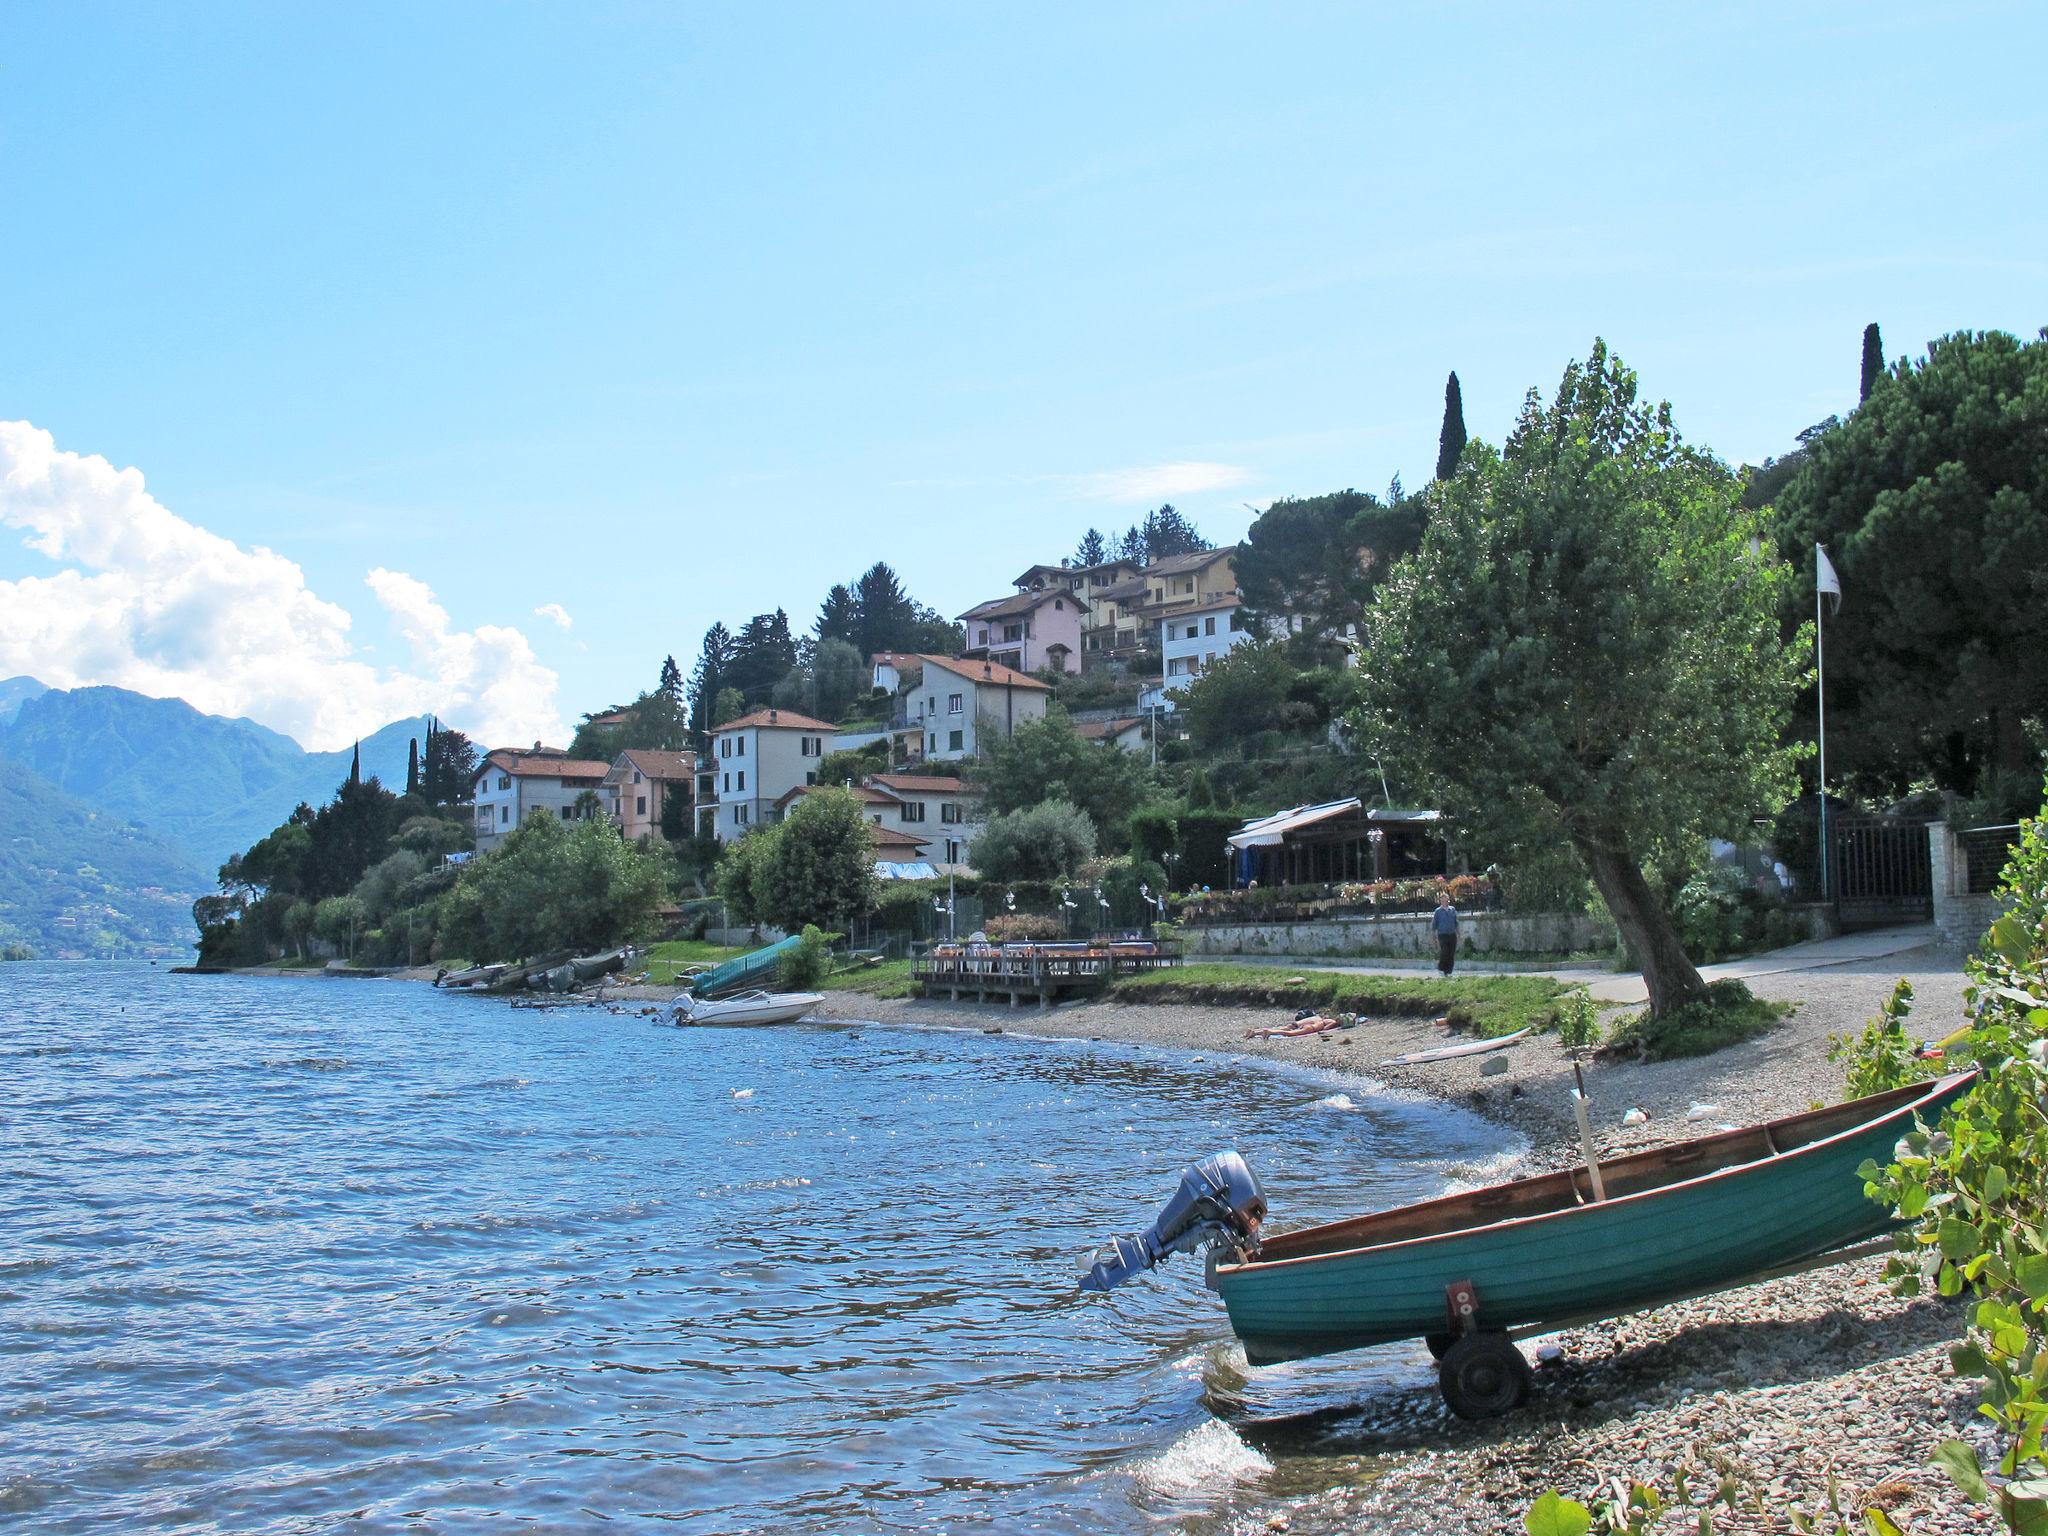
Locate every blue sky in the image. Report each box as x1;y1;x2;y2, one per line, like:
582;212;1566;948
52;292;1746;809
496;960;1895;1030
3;2;2042;747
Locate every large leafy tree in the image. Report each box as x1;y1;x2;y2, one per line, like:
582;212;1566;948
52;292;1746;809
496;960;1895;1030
1775;328;2048;803
760;788;880;932
972;708;1151;851
437;815;667;961
971;798;1097;882
1235;489;1422;645
1358;341;1803;1016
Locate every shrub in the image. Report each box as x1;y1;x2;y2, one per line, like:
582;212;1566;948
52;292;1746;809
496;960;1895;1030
778;924;836;989
972;798;1097;882
1827;979;1934;1099
1553;990;1601;1050
1600;978;1789;1061
983;913;1060;942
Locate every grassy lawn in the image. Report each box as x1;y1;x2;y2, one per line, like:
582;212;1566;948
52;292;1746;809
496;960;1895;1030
642;939;747;986
818;957;917;1000
1108;963;1577;1037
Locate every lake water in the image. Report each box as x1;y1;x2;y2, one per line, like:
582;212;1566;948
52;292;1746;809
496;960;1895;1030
0;963;1513;1534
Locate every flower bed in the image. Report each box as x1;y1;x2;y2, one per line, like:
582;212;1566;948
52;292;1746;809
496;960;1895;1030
1171;874;1488;926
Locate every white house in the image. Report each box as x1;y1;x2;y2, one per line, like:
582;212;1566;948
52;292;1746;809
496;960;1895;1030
472;746;612;852
1075;716;1150;754
707;707;835;843
867;772;981;869
1160;594;1254;693
889;654;1052;764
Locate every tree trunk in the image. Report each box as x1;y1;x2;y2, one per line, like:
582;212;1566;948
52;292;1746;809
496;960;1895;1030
1576;837;1709;1017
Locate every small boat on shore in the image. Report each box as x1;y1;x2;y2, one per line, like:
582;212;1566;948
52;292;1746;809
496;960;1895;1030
667;989;823;1027
1084;1070;1975;1417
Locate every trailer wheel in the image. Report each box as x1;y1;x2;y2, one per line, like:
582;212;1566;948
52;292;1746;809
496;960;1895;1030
1438;1331;1531;1419
1424;1332;1455;1360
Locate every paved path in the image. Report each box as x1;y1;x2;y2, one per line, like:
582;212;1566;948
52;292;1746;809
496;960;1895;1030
1197;922;1945;1006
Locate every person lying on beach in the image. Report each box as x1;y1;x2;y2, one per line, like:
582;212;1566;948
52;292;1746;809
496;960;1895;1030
1244;1010;1347;1039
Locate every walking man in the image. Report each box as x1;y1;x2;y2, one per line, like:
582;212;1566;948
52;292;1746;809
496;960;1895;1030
1432;889;1459;976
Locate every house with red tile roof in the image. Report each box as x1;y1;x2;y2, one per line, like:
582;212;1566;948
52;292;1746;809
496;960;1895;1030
706;707;836;843
884;654;1051;766
956;586;1083;676
603;748;696;843
471;746;612;852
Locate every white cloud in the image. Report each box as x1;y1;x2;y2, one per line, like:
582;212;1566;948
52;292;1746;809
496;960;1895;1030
0;420;565;750
533;602;573;630
1067;461;1252;503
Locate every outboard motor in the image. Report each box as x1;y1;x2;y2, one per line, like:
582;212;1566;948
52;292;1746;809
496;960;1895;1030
1079;1152;1266;1292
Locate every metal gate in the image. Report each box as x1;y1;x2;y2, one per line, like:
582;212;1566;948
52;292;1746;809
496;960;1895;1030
1830;816;1932;930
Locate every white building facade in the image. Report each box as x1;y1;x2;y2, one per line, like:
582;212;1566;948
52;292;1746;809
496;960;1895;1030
472;748;612;853
894;655;1052;763
707;708;834;843
1160;595;1253;693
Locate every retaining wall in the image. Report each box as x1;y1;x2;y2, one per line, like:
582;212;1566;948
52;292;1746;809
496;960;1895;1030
1929;825;2012;947
1187;910;1618;960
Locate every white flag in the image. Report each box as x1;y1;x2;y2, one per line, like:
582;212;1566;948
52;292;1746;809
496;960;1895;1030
1815;544;1842;615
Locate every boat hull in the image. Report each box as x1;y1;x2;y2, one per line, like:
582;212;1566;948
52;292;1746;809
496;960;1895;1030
1216;1072;1972;1364
672;993;823;1027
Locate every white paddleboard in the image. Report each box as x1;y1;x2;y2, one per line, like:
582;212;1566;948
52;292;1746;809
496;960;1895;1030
1379;1025;1533;1066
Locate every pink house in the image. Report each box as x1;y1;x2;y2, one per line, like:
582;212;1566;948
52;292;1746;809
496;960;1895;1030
956;588;1083;676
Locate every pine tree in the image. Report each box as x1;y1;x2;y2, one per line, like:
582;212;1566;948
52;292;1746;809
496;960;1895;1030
658;654;684;703
406;737;420;796
349;741;361;786
816;583;858;645
1073;528;1109;567
1436;371;1467;481
850;564;917;659
1859;322;1883;402
687;622;734;737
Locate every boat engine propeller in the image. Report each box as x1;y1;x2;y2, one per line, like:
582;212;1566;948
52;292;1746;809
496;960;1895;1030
1079;1151;1266;1293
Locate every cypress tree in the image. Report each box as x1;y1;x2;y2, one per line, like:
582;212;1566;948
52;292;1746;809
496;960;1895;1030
1436;371;1468;481
406;736;420;796
350;741;361;786
1859;322;1883;402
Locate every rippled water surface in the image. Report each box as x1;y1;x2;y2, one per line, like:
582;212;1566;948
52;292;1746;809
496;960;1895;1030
0;963;1513;1533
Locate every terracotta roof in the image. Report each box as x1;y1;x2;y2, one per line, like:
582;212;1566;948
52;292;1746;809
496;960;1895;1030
868;823;933;851
916;654;1053;692
869;651;921;668
776;782;899;810
715;708;836;732
868;773;969;795
1075;717;1145;740
478;748;611;780
957;589;1066;622
1143;546;1236;577
614;749;696;780
584;707;634;727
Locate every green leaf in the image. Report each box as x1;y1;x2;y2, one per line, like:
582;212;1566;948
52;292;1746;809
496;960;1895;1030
1863;1508;1904;1536
1939;1217;1981;1262
2018;1253;2048;1304
1953;1340;1990;1377
1931;1439;1989;1502
2008;1478;2048;1500
1525;1491;1593;1536
1986;1165;2011;1203
1990;914;2031;965
2004;1492;2048;1536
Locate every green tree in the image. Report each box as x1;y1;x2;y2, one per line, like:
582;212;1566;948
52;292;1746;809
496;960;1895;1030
816;583;857;646
973;708;1150;850
1179;641;1299;748
687;622;734;737
1859;320;1883;402
972;798;1097;881
436;815;667;961
1357;340;1803;1017
1072;528;1109;567
716;825;781;928
659;782;693;842
406;737;420;796
1114;504;1208;565
313;893;366;958
813;740;890;789
1436;369;1467;480
712;687;746;727
421;721;479;805
760;788;879;933
1776;328;2048;798
850;563;917;660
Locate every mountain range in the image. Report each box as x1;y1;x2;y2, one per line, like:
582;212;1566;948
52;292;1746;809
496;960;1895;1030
0;677;436;959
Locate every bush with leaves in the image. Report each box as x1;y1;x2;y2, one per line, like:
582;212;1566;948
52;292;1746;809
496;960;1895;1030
972;799;1097;883
435;815;669;961
1859;782;2048;1533
759;788;881;934
778;924;837;989
1828;979;1936;1100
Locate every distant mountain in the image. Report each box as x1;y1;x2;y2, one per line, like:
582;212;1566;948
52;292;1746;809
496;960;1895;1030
0;687;431;873
0;676;48;726
0;755;207;959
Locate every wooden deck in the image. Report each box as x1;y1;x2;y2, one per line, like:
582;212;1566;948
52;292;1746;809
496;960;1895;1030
911;943;1180;1007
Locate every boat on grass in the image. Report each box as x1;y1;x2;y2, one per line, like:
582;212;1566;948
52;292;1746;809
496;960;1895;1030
667;989;823;1027
1083;1070;1974;1417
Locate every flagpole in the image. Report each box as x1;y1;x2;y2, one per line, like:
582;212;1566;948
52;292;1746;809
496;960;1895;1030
1816;559;1829;904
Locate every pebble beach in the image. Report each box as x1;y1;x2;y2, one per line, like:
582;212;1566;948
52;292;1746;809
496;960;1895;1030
797;943;1988;1534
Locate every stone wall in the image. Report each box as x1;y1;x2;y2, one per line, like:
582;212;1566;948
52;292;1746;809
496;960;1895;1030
1929;824;2010;948
1187;909;1618;960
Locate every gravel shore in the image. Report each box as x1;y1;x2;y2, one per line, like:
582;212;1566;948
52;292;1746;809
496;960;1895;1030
803;944;1987;1534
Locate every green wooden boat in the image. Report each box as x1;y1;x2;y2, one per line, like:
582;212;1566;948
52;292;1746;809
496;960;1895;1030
1210;1070;1973;1413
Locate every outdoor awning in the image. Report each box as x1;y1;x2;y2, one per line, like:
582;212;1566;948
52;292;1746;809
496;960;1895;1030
1227;798;1363;850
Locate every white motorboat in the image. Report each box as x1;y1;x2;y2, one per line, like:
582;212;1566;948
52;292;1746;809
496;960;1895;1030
666;989;823;1027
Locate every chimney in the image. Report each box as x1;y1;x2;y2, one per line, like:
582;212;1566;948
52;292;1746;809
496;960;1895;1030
533;740;542;751
768;709;778;723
